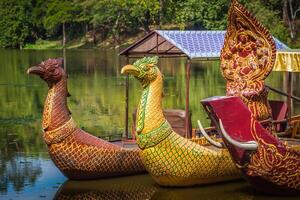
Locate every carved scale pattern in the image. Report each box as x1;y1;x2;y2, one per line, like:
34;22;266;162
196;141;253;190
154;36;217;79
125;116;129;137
128;60;240;186
30;59;145;179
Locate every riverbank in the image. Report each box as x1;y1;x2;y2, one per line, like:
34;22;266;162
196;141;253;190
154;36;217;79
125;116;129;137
23;31;147;50
23;33;300;50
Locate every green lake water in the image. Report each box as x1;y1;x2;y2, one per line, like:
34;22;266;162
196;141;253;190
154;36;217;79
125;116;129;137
0;49;299;199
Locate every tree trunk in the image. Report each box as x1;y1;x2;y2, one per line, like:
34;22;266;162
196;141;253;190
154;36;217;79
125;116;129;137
288;0;300;41
93;27;97;45
62;22;66;48
85;23;88;35
143;10;151;33
159;0;164;29
283;0;289;25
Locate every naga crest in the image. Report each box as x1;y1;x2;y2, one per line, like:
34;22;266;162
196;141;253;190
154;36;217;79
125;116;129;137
220;0;276;120
121;56;159;87
27;58;65;85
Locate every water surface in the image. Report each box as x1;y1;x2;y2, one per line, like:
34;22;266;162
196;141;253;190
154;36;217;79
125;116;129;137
0;49;299;199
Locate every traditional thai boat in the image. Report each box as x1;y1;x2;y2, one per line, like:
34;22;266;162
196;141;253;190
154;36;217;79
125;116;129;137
201;95;300;194
219;0;300;138
196;0;300;194
121;57;240;186
27;58;145;179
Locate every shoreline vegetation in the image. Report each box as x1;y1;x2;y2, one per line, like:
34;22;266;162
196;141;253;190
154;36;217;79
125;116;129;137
23;28;150;50
0;0;299;50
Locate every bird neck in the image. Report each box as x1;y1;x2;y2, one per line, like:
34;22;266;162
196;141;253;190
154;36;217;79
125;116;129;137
136;73;166;134
42;76;71;132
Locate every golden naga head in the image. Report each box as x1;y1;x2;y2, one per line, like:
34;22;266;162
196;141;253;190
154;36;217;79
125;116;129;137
121;56;159;87
27;58;65;86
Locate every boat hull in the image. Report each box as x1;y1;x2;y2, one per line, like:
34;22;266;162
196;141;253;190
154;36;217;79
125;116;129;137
47;128;146;180
140;135;241;186
202;96;300;194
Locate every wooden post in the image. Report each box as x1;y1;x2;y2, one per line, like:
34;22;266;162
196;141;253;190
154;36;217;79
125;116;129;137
125;56;129;139
156;33;159;56
287;71;293;123
185;58;191;138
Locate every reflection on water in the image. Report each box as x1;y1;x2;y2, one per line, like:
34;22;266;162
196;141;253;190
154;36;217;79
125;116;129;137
53;173;300;200
0;49;299;199
54;175;157;200
0;153;66;200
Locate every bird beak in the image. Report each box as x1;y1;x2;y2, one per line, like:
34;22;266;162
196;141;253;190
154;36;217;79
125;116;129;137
121;65;139;76
27;66;45;76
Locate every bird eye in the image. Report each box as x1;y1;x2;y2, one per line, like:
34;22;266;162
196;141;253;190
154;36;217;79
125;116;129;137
144;66;149;71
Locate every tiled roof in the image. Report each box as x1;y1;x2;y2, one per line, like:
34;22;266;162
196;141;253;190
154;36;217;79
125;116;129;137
120;30;289;59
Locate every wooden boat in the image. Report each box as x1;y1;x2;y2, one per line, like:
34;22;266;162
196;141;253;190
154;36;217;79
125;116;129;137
27;58;145;180
198;1;300;194
201;95;300;195
217;0;300;140
220;0;300;136
121;57;240;186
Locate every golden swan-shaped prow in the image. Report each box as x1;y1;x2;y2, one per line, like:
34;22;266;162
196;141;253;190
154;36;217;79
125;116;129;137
121;56;240;186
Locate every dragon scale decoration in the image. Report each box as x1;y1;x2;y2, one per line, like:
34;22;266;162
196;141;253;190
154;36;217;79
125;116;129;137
121;57;240;186
220;0;276;121
27;58;145;179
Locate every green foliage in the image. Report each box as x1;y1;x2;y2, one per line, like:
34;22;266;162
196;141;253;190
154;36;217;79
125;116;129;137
91;0;132;39
44;0;80;30
240;0;290;43
129;0;160;32
0;0;33;48
172;0;229;30
0;0;298;48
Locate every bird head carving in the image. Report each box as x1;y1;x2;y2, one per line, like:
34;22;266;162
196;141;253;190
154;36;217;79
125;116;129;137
121;56;159;87
27;58;65;86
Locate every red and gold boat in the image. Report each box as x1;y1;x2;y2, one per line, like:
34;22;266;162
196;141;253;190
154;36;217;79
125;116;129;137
197;0;300;194
27;58;145;180
219;0;300;138
201;96;300;194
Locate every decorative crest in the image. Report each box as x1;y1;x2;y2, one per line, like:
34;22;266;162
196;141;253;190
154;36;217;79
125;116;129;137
220;0;276;96
133;56;158;68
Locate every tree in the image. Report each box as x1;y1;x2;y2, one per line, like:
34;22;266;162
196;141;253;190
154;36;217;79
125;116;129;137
129;0;160;32
283;0;300;40
171;0;229;30
0;0;34;48
91;0;135;44
75;0;95;33
44;0;80;48
240;0;289;43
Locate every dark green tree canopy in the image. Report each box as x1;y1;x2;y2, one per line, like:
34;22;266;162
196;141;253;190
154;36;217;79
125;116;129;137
0;0;298;48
